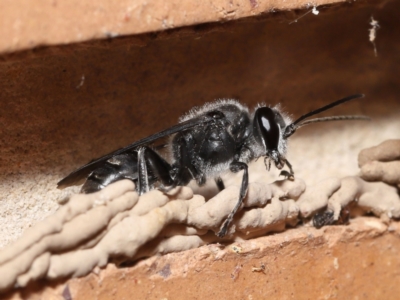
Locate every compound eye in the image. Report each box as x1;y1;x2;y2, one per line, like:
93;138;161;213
254;107;280;151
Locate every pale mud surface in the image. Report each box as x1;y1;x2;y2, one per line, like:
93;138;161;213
0;138;399;292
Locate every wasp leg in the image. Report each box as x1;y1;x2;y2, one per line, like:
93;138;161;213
279;158;294;181
137;147;150;194
196;174;207;186
217;161;249;237
172;134;202;187
215;177;225;191
279;170;294;181
137;146;175;195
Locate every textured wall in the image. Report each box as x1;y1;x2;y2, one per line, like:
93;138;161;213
0;0;346;53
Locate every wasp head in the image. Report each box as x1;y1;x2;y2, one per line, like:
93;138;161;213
252;106;290;171
251;94;367;176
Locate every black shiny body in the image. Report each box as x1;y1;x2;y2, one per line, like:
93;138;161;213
58;95;367;235
170;102;252;187
81;101;254;195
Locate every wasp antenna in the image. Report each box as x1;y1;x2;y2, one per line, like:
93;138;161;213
284;94;365;138
292;94;365;126
297;115;370;127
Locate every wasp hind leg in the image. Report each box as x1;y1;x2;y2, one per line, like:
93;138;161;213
136;146;175;195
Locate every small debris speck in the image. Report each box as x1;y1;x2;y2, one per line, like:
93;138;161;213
158;264;171;278
252;263;266;273
333;257;339;270
369;16;380;57
76;75;85;89
231;245;243;254
231;264;242;281
62;284;72;300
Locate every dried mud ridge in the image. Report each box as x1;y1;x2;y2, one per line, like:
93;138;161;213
0;139;399;292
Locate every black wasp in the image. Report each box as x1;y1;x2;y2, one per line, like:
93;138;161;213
58;94;368;237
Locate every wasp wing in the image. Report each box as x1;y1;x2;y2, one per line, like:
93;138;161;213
57;113;218;189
